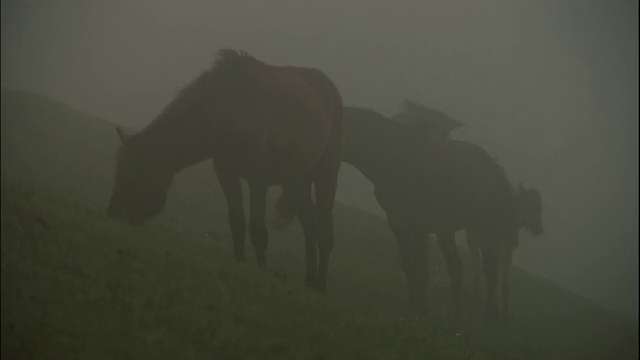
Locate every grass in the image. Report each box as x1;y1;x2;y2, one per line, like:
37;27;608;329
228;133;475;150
1;180;494;360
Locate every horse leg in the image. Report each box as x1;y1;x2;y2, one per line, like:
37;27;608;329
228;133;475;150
482;243;499;322
213;161;246;262
273;182;297;230
313;166;339;295
500;247;513;324
388;214;428;313
289;178;320;290
437;232;463;315
248;182;268;268
467;229;483;300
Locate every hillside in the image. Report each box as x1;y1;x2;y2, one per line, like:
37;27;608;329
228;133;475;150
2;179;496;359
1;89;638;359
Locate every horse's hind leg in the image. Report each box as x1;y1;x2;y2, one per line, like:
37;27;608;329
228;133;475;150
388;214;428;313
289;178;320;290
213;161;246;262
437;232;463;315
248;182;268;268
313;164;339;294
467;229;483;300
500;248;513;324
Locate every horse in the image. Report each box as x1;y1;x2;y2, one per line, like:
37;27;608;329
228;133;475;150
342;104;543;322
107;49;344;293
391;101;544;321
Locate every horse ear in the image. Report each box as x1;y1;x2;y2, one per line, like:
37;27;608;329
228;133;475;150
116;126;131;144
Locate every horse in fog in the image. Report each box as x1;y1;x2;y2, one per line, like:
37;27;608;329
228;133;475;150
108;49;344;293
393;101;544;320
342;103;543;322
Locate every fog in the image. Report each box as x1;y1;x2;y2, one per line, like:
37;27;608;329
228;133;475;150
2;0;637;320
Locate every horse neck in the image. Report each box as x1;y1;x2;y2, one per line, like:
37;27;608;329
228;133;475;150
343;134;400;186
132;114;215;176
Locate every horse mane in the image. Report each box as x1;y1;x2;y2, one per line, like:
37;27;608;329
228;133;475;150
213;49;256;70
115;49;262;171
392;99;464;136
122;49;259;142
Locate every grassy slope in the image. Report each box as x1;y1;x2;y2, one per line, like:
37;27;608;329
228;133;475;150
2;89;638;359
1;180;492;360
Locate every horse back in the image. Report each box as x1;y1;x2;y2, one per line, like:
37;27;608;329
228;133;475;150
259;65;342;140
249;64;342;181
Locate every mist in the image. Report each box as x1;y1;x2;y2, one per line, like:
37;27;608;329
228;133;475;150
2;0;637;321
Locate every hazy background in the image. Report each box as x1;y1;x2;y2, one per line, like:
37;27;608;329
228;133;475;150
2;0;637;320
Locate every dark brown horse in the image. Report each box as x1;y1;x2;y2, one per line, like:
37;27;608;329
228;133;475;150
342;105;543;322
108;49;344;293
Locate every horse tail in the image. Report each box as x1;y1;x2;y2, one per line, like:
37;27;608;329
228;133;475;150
271;186;297;231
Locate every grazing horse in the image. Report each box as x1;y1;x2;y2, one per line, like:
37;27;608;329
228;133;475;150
342;105;543;321
107;49;344;293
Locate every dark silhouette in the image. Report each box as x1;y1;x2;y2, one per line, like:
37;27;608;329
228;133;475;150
342;104;543;322
392;101;544;314
107;49;344;293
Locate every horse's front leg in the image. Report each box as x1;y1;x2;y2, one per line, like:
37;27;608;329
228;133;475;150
482;243;500;322
388;214;429;313
213;161;246;261
248;182;268;268
437;231;463;315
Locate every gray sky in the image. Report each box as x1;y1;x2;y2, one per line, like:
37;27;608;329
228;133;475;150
2;0;638;319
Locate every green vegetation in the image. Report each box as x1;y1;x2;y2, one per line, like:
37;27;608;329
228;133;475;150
2;89;638;359
1;180;492;359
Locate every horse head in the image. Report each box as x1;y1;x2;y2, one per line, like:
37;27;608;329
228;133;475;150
107;127;173;225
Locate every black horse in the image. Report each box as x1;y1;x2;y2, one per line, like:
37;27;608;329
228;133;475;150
108;49;344;293
342;104;543;322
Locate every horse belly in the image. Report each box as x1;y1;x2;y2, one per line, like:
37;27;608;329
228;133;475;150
265;132;329;183
231;132;329;185
377;185;469;233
